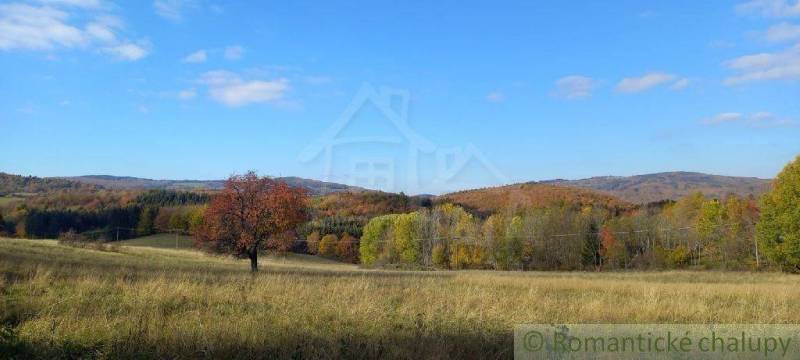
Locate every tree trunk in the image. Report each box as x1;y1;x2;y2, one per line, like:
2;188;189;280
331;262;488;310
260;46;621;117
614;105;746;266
249;249;258;272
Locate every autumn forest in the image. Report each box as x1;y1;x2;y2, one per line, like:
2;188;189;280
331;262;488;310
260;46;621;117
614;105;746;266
2;155;799;273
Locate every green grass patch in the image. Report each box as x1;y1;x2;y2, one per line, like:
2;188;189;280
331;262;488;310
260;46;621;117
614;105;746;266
116;233;196;249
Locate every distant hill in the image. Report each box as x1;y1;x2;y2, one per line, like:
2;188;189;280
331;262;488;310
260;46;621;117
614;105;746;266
312;191;427;218
439;183;632;216
541;172;772;204
64;175;363;196
0;172;98;196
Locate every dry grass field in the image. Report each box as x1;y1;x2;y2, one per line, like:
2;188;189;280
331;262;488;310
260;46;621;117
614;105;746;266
2;238;799;359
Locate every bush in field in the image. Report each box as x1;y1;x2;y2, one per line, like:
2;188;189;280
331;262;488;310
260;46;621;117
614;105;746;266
57;229;83;244
757;156;800;271
359;214;397;266
667;245;691;267
336;233;359;263
306;230;320;254
393;213;421;264
319;234;338;257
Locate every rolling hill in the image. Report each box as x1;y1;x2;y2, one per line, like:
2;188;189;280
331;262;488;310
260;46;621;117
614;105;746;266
0;172;99;196
439;183;633;216
63;175;363;196
541;172;772;204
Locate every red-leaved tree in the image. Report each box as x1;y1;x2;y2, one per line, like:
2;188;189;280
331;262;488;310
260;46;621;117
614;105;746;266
196;171;307;272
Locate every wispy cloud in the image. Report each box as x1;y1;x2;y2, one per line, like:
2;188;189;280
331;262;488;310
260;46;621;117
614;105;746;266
703;112;743;125
36;0;102;8
224;45;243;60
724;43;800;84
0;4;86;50
485;91;505;103
736;0;800;17
0;2;148;61
182;49;206;63
616;72;679;93
199;70;289;107
102;41;149;61
553;75;595;99
154;0;196;22
703;111;796;127
765;22;800;42
178;88;196;100
670;78;691;90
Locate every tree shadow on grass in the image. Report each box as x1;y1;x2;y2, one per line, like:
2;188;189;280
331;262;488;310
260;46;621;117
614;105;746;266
1;326;513;360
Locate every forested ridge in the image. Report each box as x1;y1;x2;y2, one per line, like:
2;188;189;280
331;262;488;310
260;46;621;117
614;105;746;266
2;159;799;272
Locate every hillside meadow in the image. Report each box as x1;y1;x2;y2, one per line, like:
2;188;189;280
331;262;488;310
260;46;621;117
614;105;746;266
2;238;800;359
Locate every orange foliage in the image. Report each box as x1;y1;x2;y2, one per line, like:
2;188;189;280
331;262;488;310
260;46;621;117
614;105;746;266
440;183;632;216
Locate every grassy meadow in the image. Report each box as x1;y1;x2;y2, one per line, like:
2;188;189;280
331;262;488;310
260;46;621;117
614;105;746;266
1;238;800;359
117;233;196;249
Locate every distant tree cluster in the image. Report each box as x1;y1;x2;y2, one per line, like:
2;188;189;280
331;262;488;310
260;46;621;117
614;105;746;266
0;172;98;196
21;206;141;240
358;194;762;271
305;231;359;263
134;189;210;206
1;189;205;240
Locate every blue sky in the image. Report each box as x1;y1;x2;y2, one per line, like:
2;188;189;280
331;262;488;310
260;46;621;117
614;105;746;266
1;0;799;194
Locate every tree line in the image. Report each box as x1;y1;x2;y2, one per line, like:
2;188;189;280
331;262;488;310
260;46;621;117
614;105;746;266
0;190;207;240
3;156;800;273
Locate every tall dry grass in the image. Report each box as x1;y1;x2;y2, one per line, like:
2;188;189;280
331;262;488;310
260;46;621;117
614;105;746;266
1;238;799;359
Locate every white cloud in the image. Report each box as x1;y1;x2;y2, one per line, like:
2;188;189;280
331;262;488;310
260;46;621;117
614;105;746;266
724;44;800;84
102;41;148;61
0;4;85;50
765;22;800;42
616;72;677;93
224;45;243;60
670;78;690;90
178;88;196;100
736;0;800;17
703;111;796;127
485;91;505;102
85;15;122;42
553;75;595;99
199;70;289;107
35;0;102;8
154;0;196;22
703;112;743;125
85;22;115;42
0;2;148;61
182;49;206;63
